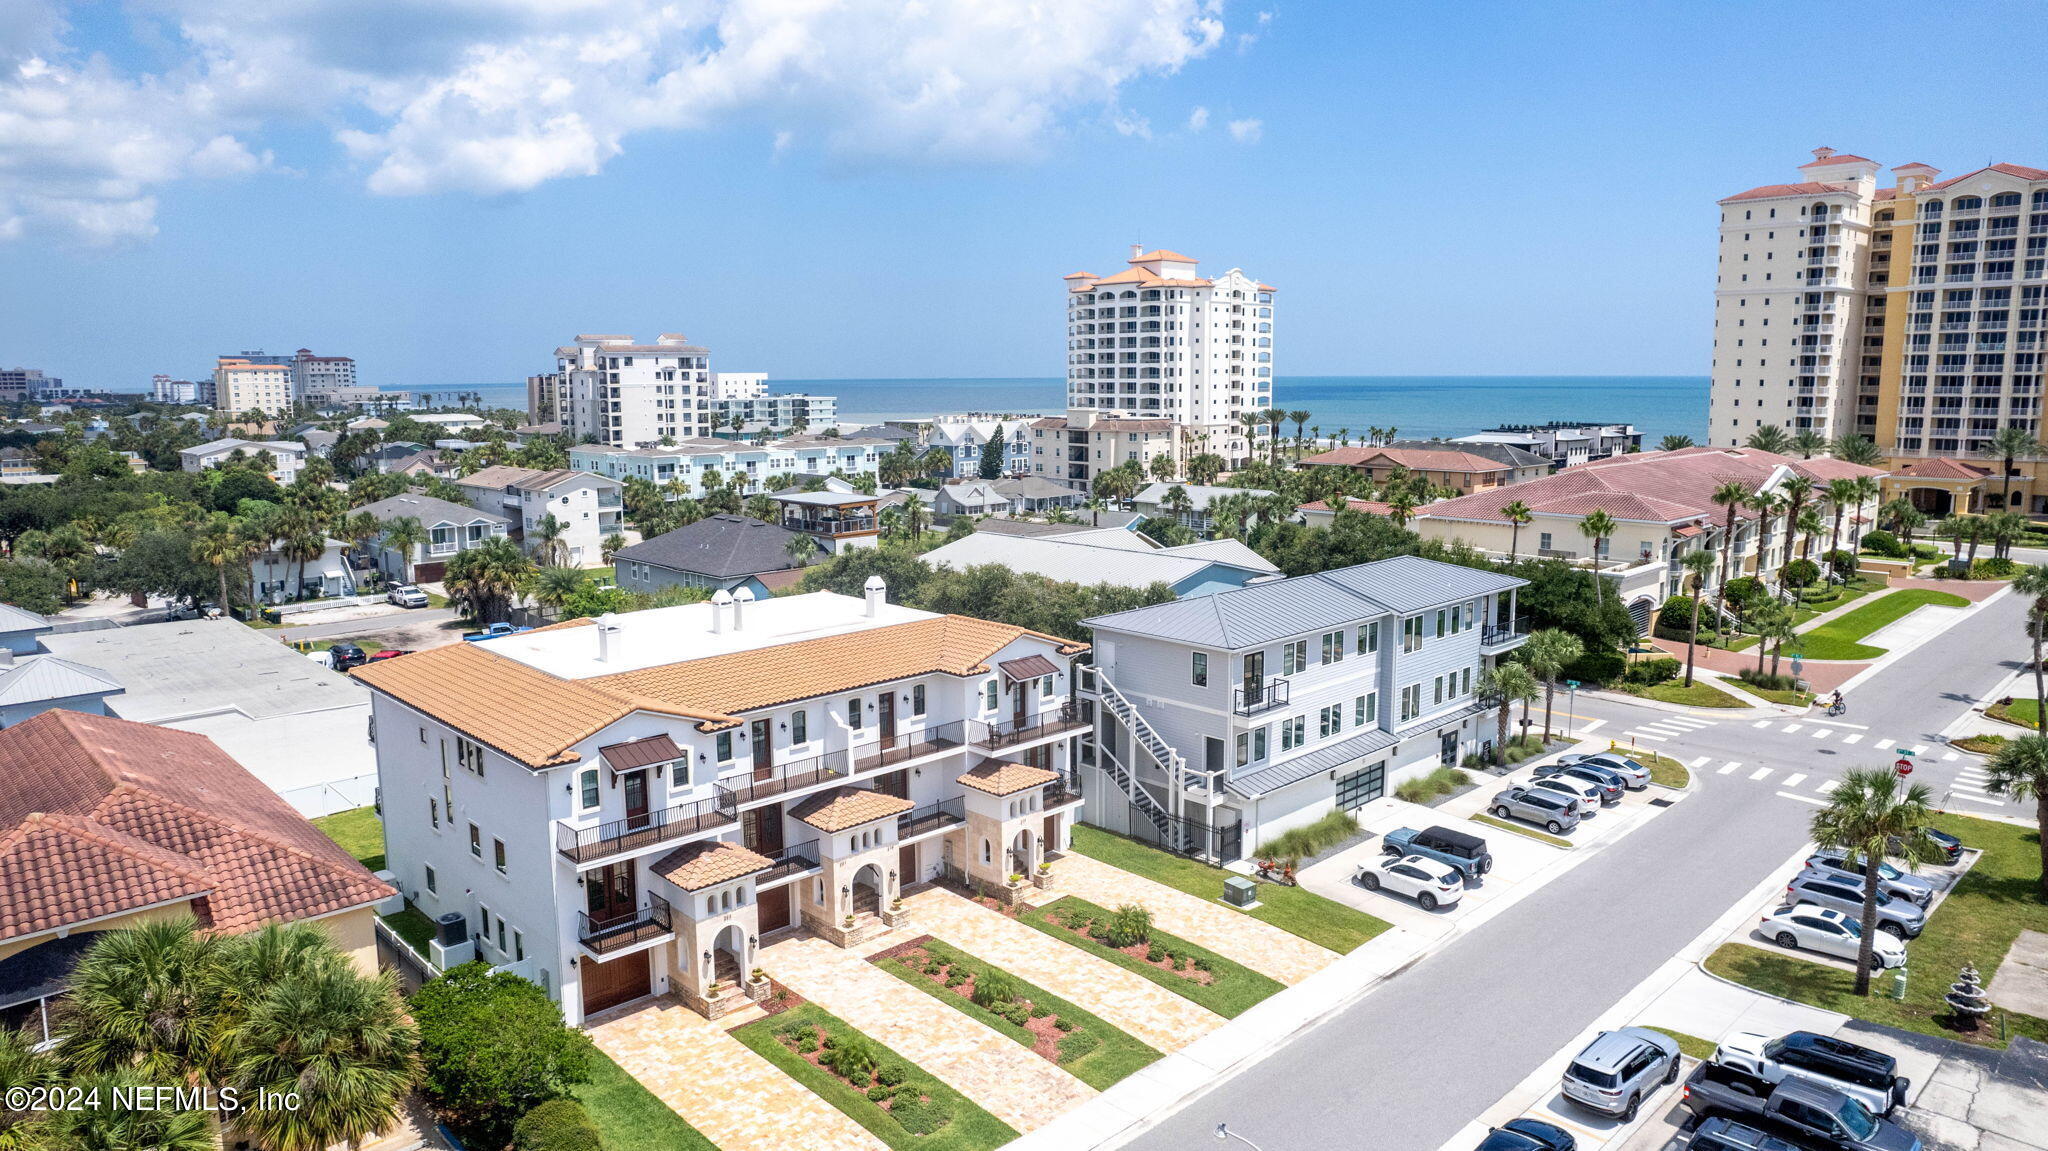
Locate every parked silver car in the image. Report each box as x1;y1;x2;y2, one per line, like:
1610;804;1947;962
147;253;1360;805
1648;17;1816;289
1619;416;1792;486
1490;787;1582;834
1784;873;1926;939
1561;1026;1681;1120
1558;751;1652;789
1531;774;1612;810
1803;850;1936;907
1534;760;1628;799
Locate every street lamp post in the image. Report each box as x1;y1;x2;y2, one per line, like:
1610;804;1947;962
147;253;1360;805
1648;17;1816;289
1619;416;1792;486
1215;1123;1266;1151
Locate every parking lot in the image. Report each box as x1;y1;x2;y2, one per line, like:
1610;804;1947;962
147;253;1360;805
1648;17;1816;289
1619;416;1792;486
1712;849;1979;977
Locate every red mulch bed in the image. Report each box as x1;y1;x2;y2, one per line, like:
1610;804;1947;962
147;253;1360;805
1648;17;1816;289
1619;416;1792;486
872;943;1073;1063
1037;908;1215;986
773;1021;936;1116
724;978;806;1031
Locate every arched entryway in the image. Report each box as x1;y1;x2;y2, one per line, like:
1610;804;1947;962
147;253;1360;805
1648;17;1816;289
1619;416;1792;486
1627;596;1655;635
1906;486;1956;516
1009;827;1035;876
712;922;747;985
851;863;884;917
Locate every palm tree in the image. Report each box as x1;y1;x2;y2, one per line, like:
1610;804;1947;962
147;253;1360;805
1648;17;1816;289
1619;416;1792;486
1776;474;1815;597
1658;434;1696;452
191;515;252;611
601;532;626;564
1236;412;1263;467
1983;735;2048;896
1824;477;1860;567
1264;408;1289;467
2017;565;2048;736
903;493;927;541
58;918;229;1083
1288;409;1311;457
282;529;327;601
1987;424;2044;512
783;533;817;569
1937;513;1969;561
1744;489;1782;593
224;960;419;1151
1796;506;1825;564
1187;452;1225;485
1745;425;1793;454
1831;434;1885;467
1522;628;1584;742
1790;429;1829;458
1083;496;1107;528
524;565;587;616
1580;509;1617;607
1680;548;1719;685
1162;484;1195;527
1985;510;2027;560
1759;600;1799;678
529;513;570;566
377;516;426;584
1809;769;1945;995
1711;480;1750;631
1479;662;1540;762
446;536;533;623
1384;487;1419;529
1501;499;1533;561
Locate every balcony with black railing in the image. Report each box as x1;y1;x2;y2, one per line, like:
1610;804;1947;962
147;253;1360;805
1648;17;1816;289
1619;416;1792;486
972;701;1089;751
1042;779;1084;809
1233;676;1289;716
754;839;823;886
1482;615;1532;649
555;789;737;864
898;796;967;840
781;513;877;536
577;892;673;956
853;719;969;773
724;750;853;808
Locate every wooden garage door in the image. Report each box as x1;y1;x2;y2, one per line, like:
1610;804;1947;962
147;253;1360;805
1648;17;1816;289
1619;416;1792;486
757;884;792;934
580;950;651;1016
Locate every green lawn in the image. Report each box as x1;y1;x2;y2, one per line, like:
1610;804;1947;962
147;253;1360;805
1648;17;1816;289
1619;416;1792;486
382;906;438;955
1469;813;1573;849
574;1049;719;1151
1703;812;2048;1047
1618;680;1749;708
1712;579;1886;651
1989;698;2041;729
1720;677;1816;708
1631;750;1691;789
1069;825;1390;953
873;938;1161;1089
1788;589;1971;661
1644;1026;1716;1062
731;1004;1017;1151
312;804;385;871
1021;896;1284;1018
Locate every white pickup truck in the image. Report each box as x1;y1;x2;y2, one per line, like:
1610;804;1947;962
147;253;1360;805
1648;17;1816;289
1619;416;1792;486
1713;1031;1909;1118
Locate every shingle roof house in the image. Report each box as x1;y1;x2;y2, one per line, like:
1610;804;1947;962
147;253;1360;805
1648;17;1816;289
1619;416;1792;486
613;514;824;599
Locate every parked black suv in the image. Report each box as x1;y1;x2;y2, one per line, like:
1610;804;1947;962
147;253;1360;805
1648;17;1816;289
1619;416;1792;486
1687;1117;1802;1151
328;642;368;670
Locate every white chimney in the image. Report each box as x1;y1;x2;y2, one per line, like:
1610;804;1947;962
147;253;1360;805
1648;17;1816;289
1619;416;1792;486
863;575;886;618
709;589;733;634
731;586;755;630
594;614;622;663
0;649;14;668
1129;242;1143;261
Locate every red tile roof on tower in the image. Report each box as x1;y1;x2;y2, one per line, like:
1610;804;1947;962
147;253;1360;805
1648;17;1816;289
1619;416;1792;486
1416;447;1883;528
1799;153;1875;168
1924;163;2048;191
1892;162;1939;173
1129;249;1197;263
1301;446;1513;473
1721;182;1852;204
0;711;392;943
1893;457;1990;480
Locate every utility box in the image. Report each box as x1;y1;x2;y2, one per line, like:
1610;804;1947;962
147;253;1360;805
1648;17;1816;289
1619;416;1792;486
1222;876;1258;908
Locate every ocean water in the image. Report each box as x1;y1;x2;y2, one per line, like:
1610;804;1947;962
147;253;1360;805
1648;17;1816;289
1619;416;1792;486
422;375;1709;443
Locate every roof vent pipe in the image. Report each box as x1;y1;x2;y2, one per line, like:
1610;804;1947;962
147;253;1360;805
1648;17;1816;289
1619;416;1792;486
595;613;622;663
863;575;886;618
710;589;733;634
731;585;754;631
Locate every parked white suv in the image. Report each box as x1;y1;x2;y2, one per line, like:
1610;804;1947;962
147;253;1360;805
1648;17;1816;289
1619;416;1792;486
1354;854;1465;910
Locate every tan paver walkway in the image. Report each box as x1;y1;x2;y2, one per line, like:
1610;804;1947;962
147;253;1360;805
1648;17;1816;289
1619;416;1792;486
587;995;887;1151
758;932;1092;1133
906;886;1222;1053
1052;853;1338;984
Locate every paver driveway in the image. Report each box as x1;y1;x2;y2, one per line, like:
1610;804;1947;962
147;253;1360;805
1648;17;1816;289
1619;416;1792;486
587;994;888;1151
1052;853;1338;984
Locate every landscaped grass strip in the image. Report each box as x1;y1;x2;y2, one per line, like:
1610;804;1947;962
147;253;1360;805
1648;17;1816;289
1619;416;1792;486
731;1003;1018;1151
574;1049;719;1151
1018;895;1283;1018
1788;588;1971;661
1469;813;1573;849
872;936;1163;1089
1069;826;1390;953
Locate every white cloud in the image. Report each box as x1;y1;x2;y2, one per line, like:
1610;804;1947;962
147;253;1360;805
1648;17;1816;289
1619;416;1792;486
1236;9;1272;52
1227;117;1262;143
1186;105;1208;131
1;0;1236;240
1112;110;1152;139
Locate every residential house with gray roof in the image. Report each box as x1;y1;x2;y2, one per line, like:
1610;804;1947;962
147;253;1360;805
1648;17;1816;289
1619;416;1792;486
355;493;511;584
923;529;1278;598
613;515;823;599
1077;556;1528;859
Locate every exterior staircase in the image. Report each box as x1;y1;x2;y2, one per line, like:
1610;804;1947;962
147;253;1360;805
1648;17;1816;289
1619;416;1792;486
1089;668;1190;850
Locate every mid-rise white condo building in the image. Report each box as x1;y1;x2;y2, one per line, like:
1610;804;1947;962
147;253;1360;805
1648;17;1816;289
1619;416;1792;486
530;334;713;447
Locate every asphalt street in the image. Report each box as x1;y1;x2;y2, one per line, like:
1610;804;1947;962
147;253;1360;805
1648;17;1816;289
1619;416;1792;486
1130;588;2027;1151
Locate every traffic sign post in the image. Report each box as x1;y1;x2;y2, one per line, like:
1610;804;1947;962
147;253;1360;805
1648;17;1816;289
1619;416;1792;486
1565;680;1580;740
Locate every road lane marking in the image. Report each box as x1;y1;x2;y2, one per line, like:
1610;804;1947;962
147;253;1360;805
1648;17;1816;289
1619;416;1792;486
1623;731;1670;742
1810;728;1830;739
1749;767;1774;781
1690;755;1712;767
1875;738;1896;750
1579;719;1606;734
1783;773;1808;787
1951;793;2005;808
1719;761;1743;774
1816;779;1839;793
1776;791;1828;807
1753;720;1775;729
1912;745;1930;755
1942;751;1960;762
1782;724;1804;734
1806;718;1870;730
1841;733;1864;745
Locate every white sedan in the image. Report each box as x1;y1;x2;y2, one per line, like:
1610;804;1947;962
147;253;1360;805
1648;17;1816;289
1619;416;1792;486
1531;775;1605;812
1759;903;1907;969
1354;854;1465;910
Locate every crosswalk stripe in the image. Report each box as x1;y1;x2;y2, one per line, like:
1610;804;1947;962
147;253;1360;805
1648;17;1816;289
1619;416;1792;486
1841;733;1864;745
1942;751;1960;762
1753;720;1774;729
1689;755;1710;767
1953;781;1997;795
1783;773;1808;787
1624;731;1670;742
1719;761;1743;774
1750;767;1774;781
1783;724;1804;734
1810;728;1831;739
1952;793;2004;808
1638;724;1688;736
1875;738;1896;750
1957;769;1990;782
1777;791;1828;807
1579;719;1606;734
1817;779;1840;793
1912;745;1930;755
1665;717;1715;729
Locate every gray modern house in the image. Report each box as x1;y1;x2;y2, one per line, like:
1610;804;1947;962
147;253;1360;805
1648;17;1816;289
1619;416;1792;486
1077;555;1528;860
613;514;825;599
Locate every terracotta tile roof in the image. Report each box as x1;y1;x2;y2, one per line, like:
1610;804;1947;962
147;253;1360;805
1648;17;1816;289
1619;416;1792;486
1303;446;1511;473
1129;249;1197;263
0;711;391;943
1892;162;1939;173
790;787;913;833
1894;457;1990;480
1417;446;1882;527
651;839;772;891
354;613;1085;768
1925;163;2048;191
1063;271;1099;280
1085;267;1213;288
1721;181;1850;204
1298;499;1395;516
1800;152;1875;168
1874;188;1898;201
957;760;1057;797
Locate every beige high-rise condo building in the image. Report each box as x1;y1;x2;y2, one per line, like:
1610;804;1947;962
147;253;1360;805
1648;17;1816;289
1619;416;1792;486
213;356;294;416
1711;149;2048;512
1063;246;1275;470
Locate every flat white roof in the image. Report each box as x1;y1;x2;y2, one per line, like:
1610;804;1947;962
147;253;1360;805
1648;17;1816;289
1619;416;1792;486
485;591;938;680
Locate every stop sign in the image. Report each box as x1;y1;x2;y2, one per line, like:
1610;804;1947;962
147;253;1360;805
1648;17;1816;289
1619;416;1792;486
1895;759;1914;775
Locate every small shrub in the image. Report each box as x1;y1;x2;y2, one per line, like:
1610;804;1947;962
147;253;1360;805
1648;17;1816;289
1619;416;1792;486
1193;956;1211;972
1145;944;1164;963
1027;1002;1050;1019
513;1099;601;1151
795;1030;819;1054
1394;779;1432;803
1176;954;1192;971
971;969;1019;1009
1106;904;1153;948
1736;668;1802;691
876;1062;908;1087
867;1084;891;1102
1824;549;1859;579
1723;575;1766;608
1561;646;1627;687
888;1093;951;1136
1782;557;1820;590
1056;1031;1102;1064
921;957;944;976
944;970;968;988
822;1033;879;1084
1623;657;1681;686
1054;1016;1075;1031
1975;557;2017;578
1860;529;1905;557
1000;1003;1030;1026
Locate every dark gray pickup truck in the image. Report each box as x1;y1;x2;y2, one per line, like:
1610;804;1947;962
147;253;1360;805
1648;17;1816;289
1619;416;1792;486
1681;1061;1920;1151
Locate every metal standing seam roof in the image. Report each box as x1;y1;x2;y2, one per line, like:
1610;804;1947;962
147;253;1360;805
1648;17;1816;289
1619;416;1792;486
1084;556;1526;649
1230;727;1398;796
921;532;1273;590
0;656;125;706
0;603;52;635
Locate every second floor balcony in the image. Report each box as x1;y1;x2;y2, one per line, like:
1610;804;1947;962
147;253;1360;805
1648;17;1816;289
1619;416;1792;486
1482;615;1532;649
578;892;673;957
1233;676;1290;716
556;789;737;865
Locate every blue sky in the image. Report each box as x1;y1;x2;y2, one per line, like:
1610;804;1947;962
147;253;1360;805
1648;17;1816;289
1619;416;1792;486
3;0;2045;390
